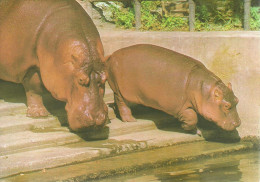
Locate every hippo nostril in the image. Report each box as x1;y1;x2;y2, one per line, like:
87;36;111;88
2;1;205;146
86;113;93;121
232;119;241;127
96;112;107;126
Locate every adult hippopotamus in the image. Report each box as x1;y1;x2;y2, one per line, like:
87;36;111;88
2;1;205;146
106;44;241;131
0;0;108;131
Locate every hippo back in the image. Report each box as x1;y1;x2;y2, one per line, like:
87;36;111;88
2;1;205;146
107;44;207;116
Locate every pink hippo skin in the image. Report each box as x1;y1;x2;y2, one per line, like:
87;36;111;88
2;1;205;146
106;44;241;131
0;0;108;131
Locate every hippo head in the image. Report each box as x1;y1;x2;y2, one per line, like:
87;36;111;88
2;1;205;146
39;39;108;131
201;82;241;131
65;60;109;131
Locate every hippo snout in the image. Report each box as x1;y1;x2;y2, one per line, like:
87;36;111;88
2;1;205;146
95;112;107;126
220;118;241;131
233;119;241;128
66;104;108;131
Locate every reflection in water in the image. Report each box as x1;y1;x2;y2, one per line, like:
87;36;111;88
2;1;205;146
94;152;259;182
155;162;242;182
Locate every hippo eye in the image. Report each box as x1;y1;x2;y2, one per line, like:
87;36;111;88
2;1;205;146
78;76;89;86
76;71;90;86
224;102;231;111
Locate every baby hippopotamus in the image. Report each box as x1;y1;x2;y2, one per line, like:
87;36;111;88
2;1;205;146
106;44;241;132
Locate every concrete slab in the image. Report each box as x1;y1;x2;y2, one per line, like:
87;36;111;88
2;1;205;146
110;129;202;148
0;128;201;178
108;118;157;137
0;145;105;179
0;129;81;155
104;93;114;103
0;115;61;135
0;102;26;116
0;118;158;156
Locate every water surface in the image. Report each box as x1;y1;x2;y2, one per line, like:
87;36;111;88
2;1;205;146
95;151;259;182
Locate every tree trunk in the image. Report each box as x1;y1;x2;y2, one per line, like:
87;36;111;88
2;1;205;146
134;0;141;30
189;0;195;31
244;0;251;30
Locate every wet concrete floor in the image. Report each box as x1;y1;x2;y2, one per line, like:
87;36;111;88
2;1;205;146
95;151;259;182
3;141;256;181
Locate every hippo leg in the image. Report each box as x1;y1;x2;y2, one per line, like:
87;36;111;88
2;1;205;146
178;108;198;131
22;69;50;117
114;93;136;122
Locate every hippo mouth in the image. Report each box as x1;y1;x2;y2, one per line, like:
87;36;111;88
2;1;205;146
65;102;109;131
216;119;241;131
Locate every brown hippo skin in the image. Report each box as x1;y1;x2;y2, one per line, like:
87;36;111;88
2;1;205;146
0;0;108;131
106;44;241;131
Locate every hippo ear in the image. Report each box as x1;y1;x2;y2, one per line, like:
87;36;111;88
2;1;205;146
227;82;232;91
213;87;223;101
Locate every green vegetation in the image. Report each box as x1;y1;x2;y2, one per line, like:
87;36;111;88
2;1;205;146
141;1;188;31
195;2;243;31
110;4;135;29
250;7;260;30
104;1;259;31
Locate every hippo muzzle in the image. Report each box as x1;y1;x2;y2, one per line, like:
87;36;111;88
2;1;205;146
66;101;108;131
216;108;241;131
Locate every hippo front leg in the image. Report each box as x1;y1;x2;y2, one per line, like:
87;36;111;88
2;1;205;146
114;93;136;122
178;108;198;131
22;69;50;117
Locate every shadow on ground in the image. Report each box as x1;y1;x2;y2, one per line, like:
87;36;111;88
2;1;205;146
0;80;67;125
110;103;241;143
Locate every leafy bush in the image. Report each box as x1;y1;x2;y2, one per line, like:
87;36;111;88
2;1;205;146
250;7;260;30
161;16;188;31
105;1;259;31
140;1;160;30
195;0;245;31
109;4;135;29
107;1;188;31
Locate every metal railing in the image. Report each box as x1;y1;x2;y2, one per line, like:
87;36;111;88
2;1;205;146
80;0;252;31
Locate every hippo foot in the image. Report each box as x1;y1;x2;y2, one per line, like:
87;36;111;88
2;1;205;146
27;106;50;117
121;114;137;122
181;123;197;131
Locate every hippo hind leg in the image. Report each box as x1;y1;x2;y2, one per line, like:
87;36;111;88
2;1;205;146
22;68;50;117
114;93;136;122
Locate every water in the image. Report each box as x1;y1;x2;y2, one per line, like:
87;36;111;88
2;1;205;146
95;151;259;182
